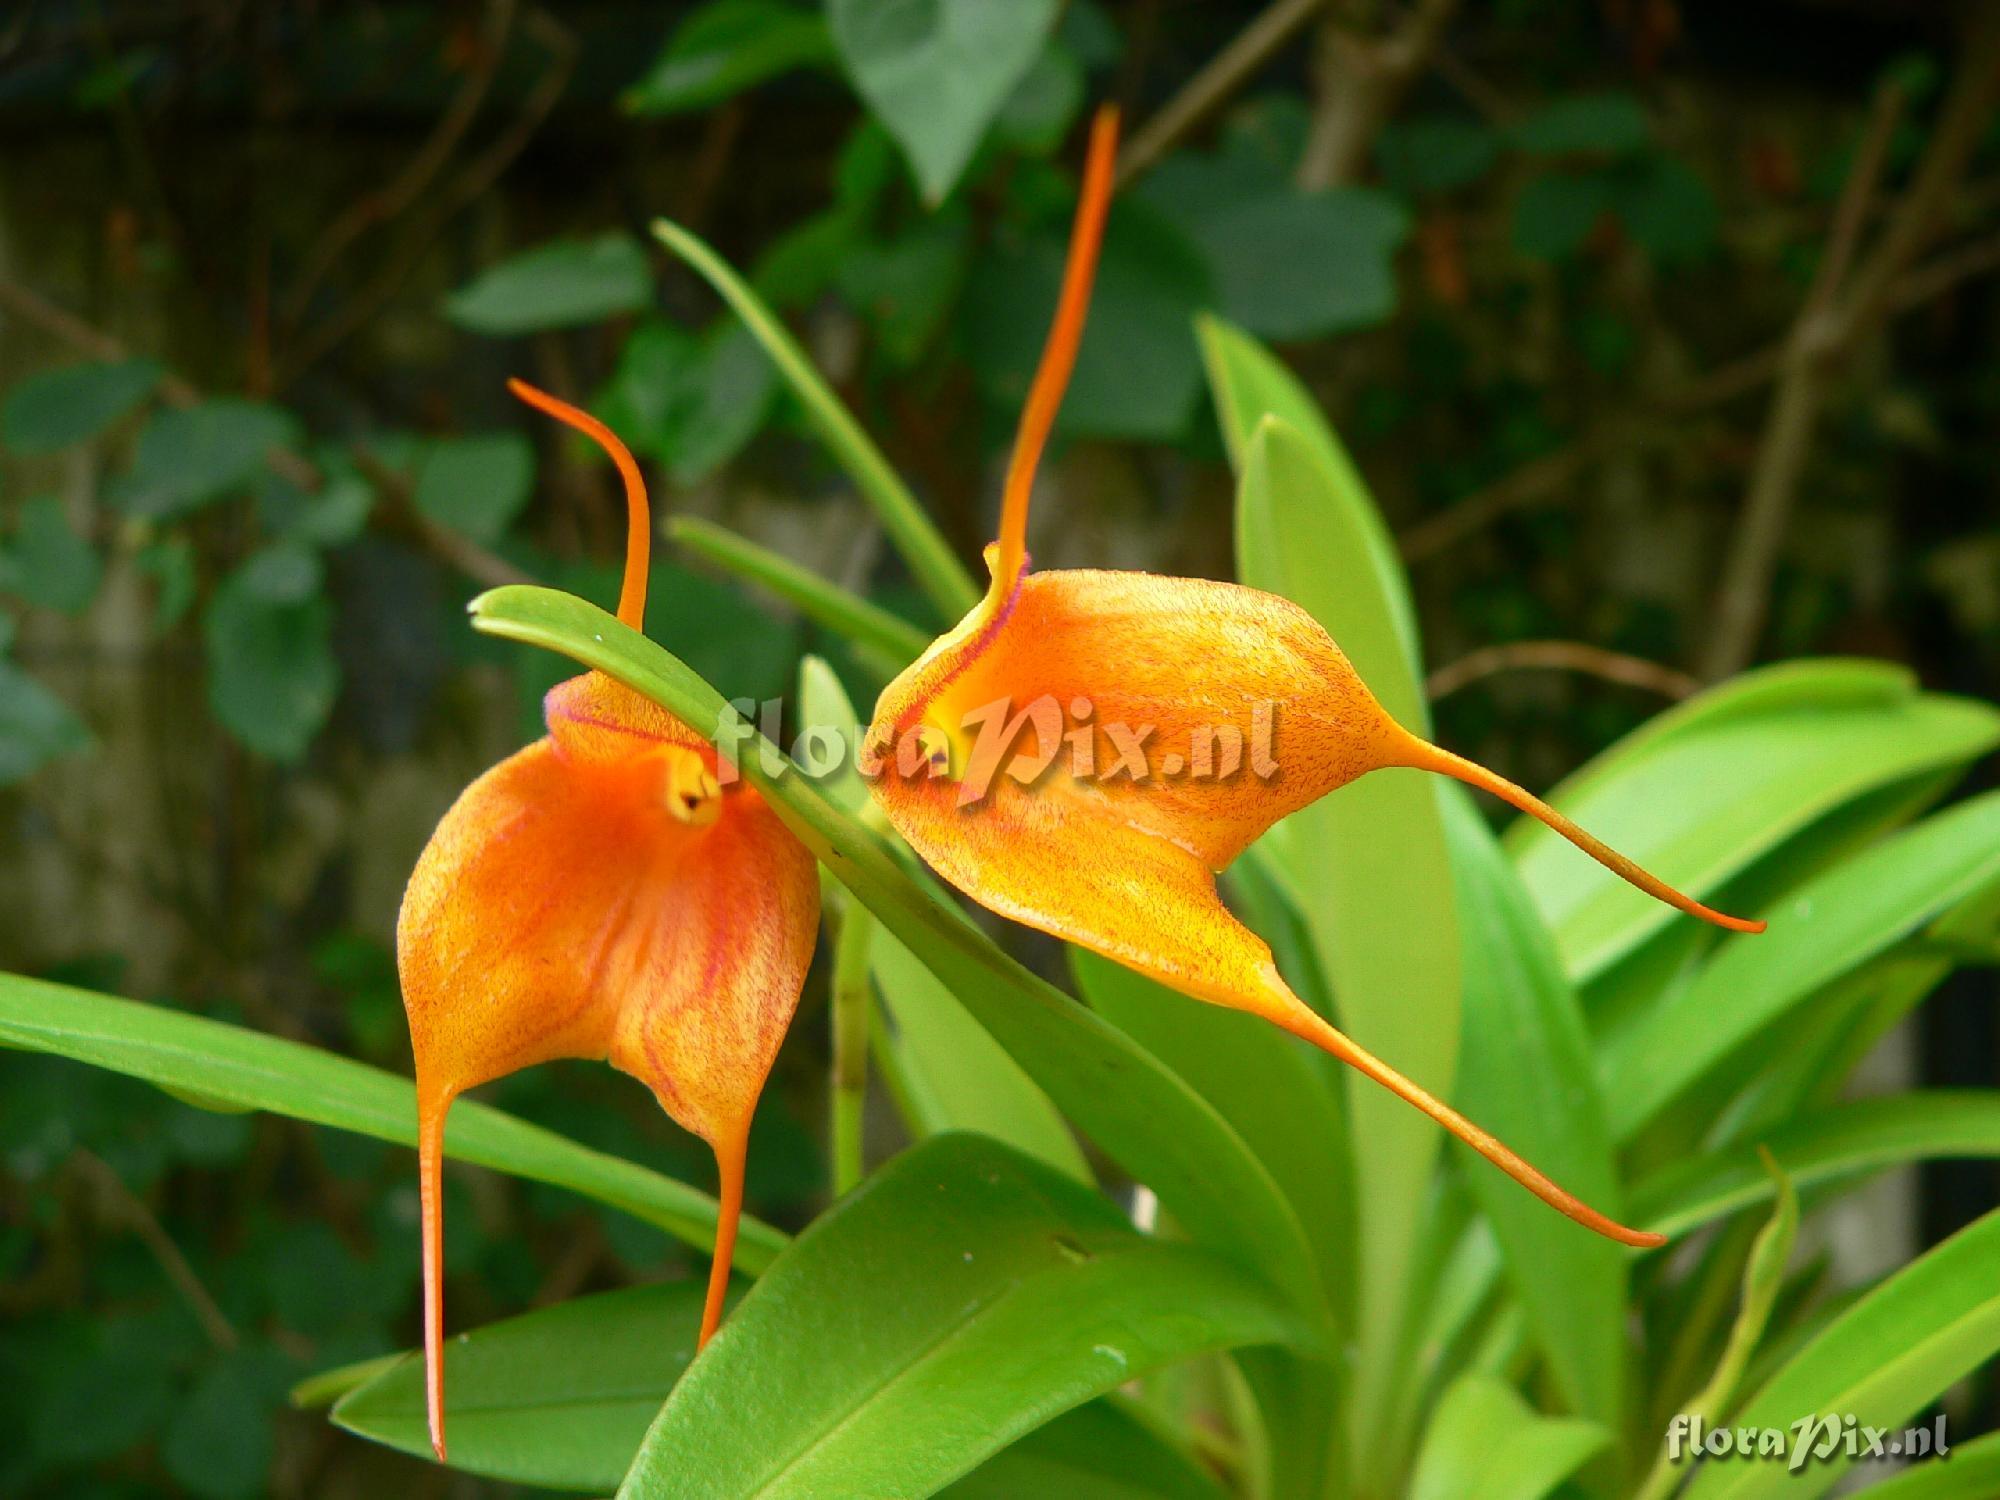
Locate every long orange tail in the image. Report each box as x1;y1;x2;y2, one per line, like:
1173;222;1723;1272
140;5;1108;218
417;1084;455;1461
698;1131;747;1348
1398;736;1766;934
1272;1001;1663;1248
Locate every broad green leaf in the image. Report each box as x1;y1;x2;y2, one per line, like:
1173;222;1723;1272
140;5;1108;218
1441;789;1624;1424
204;553;339;762
617;1133;1314;1500
445;233;652;335
1852;1429;2000;1498
600;319;777;484
470;583;1326;1320
0;496;101;613
1232;417;1455;1479
827;0;1060;203
1602;790;2000;1138
1377;116;1500;196
0;972;785;1271
653;218;978;617
162;1344;290;1500
0;660;91;784
114;399;301;520
1071;949;1351;1319
1635;1092;2000;1238
1507;662;2000;984
622;0;831;115
1510;172;1615;260
1408;1374;1610;1500
332;1277;1222;1498
1;358;160;453
873;932;1089;1181
414;432;534;544
1683;1207;2000;1500
836;212;970;369
671;515;929;672
1197;315;1421;686
336;1282;710;1488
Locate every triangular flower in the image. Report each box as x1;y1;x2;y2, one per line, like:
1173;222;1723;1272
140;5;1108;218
867;110;1761;1250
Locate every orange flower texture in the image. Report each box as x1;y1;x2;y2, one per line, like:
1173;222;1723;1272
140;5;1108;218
866;109;1764;1253
396;382;819;1460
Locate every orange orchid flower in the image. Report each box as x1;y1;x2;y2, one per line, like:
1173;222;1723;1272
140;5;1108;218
866;108;1763;1251
397;380;819;1460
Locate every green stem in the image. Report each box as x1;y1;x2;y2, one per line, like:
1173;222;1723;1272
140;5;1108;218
830;895;877;1197
652;218;980;622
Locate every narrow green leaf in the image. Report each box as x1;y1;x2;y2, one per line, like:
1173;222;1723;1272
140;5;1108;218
1683;1207;2000;1500
1196;314;1421;690
827;0;1060;203
2;358;160;453
873;932;1090;1182
1635;1093;2000;1238
652;218;978;618
469;583;1326;1322
1408;1374;1610;1500
616;1133;1314;1500
1850;1429;2000;1498
1232;416;1456;1480
445;233;652;335
1507;661;2000;984
1441;788;1624;1425
622;0;832;115
1602;790;2000;1138
0;972;784;1271
671;515;929;671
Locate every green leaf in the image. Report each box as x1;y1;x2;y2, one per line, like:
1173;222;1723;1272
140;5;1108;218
161;1346;289;1500
469;583;1327;1321
671;516;928;673
1441;789;1624;1425
1376;117;1500;197
827;0;1060;203
616;1133;1314;1500
114;399;301;520
136;535;197;631
1602;790;2000;1138
414;433;534;544
1408;1374;1610;1500
652;218;978;618
0;660;91;784
2;358;160;453
336;1282;708;1487
1635;1093;2000;1238
1510;172;1615;260
0;971;785;1270
1509;91;1651;156
836;213;970;368
1682;1206;2000;1500
1509;661;2000;984
331;1277;1220;1498
602;319;779;484
873;932;1090;1181
1197;315;1422;690
622;0;831;115
1232;415;1455;1479
0;496;100;614
1071;949;1351;1319
1850;1429;2000;1498
445;233;652;335
204;553;339;761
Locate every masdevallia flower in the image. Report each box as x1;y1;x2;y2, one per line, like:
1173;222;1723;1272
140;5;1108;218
867;108;1762;1251
397;381;818;1460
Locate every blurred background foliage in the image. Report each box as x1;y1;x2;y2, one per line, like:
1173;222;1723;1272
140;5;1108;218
2;1;1998;1495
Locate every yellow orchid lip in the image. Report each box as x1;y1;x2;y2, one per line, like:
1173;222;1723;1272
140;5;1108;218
866;105;1763;1256
397;382;819;1462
